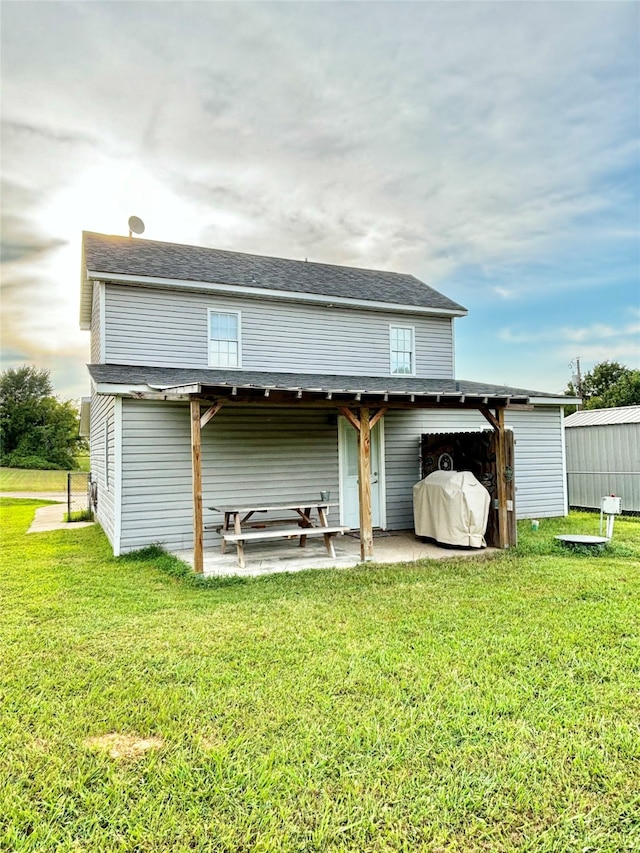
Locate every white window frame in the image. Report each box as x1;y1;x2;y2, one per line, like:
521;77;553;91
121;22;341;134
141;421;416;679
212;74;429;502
208;308;242;369
389;324;416;376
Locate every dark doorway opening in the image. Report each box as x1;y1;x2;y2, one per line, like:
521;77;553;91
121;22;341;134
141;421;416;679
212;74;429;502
420;430;516;547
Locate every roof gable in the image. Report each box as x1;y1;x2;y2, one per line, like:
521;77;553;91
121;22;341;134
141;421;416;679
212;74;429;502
80;231;467;328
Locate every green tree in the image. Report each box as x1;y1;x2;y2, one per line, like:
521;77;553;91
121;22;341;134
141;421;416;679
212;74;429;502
565;360;640;410
0;365;83;469
582;360;628;400
597;369;640;409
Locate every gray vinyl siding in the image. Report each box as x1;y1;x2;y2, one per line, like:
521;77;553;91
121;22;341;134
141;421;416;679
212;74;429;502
506;408;566;518
566;423;640;511
383;406;567;528
104;284;454;379
113;398;567;555
90;282;101;363
119;400;340;553
90;391;116;547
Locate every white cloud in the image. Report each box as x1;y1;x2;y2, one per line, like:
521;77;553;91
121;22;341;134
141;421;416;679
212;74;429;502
558;342;640;372
493;287;516;300
499;321;640;345
496;318;640;381
1;1;638;396
3;2;637;271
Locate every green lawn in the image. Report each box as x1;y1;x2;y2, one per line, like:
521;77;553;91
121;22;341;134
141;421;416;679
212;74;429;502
2;501;639;852
0;466;88;492
75;453;91;472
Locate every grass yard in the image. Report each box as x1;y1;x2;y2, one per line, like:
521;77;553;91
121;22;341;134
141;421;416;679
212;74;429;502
0;468;69;492
75;454;91;473
0;461;90;492
1;501;639;852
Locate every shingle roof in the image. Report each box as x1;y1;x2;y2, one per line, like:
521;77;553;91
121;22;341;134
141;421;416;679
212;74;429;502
564;405;640;427
88;363;564;402
82;231;467;314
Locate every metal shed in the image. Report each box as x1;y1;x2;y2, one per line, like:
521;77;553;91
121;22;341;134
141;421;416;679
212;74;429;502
565;405;640;512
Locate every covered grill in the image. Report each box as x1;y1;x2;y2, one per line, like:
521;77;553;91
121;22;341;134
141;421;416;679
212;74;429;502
413;470;491;548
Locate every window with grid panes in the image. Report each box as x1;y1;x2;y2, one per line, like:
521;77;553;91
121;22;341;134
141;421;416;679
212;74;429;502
208;310;241;368
389;325;415;375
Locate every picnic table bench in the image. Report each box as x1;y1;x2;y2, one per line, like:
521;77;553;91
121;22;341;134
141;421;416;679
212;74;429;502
208;502;349;568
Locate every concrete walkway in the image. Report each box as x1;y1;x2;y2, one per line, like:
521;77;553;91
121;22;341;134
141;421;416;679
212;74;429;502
0;491;67;501
0;492;94;533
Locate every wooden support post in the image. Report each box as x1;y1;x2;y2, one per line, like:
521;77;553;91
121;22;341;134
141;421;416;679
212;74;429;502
495;407;509;549
191;399;204;574
358;406;374;562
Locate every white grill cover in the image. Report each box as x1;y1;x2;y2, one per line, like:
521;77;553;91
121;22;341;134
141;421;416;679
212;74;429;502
413;470;491;548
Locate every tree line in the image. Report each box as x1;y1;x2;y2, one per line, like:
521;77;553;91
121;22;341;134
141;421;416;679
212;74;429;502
0;366;86;470
565;360;640;411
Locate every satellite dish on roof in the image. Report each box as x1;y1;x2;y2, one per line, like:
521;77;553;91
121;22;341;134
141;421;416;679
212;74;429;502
128;216;145;237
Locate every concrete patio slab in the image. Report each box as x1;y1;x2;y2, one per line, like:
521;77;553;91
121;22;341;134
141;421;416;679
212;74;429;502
171;530;495;577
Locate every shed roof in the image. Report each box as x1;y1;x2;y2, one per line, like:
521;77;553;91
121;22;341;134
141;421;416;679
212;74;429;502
81;232;467;327
564;405;640;427
88;364;568;405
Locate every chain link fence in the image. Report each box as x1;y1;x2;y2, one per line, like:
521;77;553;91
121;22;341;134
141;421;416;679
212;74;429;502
66;472;93;521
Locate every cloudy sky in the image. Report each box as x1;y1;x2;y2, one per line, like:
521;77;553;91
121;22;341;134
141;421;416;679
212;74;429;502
1;1;638;400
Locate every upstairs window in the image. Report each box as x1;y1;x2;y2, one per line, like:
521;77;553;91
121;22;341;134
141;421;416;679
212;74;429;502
209;310;241;368
390;325;415;375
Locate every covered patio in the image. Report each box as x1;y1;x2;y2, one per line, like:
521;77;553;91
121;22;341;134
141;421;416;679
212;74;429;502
91;365;531;573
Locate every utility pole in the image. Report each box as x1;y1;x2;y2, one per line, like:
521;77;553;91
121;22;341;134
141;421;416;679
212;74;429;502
569;357;582;410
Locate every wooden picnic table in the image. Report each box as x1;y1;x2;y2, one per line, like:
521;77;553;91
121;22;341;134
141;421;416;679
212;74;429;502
208;501;348;568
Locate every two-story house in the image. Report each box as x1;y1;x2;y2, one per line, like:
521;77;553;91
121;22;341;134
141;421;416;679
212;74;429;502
80;231;573;571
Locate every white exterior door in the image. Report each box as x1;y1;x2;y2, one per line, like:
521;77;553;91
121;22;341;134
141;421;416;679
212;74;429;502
339;417;384;529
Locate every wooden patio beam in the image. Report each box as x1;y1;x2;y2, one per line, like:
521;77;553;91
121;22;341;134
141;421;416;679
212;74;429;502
200;401;223;429
495;407;509;549
190;400;204;575
190;400;224;575
358;406;374;562
337;406;361;432
369;407;388;430
337;405;388;432
125;388;526;411
336;405;386;561
480;407;500;431
479;406;510;549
